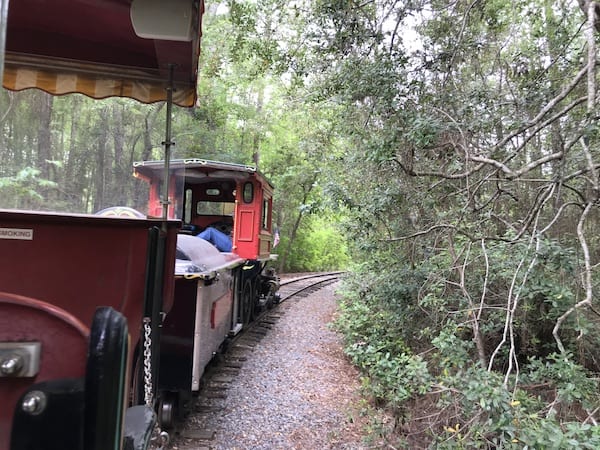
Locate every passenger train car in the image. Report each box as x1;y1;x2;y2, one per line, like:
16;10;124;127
0;1;279;449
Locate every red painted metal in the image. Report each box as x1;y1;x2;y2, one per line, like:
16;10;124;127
0;210;179;348
210;301;216;329
235;178;274;260
0;292;89;450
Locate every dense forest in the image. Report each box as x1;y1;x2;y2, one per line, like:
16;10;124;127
4;0;600;447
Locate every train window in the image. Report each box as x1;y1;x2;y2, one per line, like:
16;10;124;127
196;201;234;216
243;182;253;203
262;199;269;229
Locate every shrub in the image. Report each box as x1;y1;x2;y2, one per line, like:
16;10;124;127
334;236;600;447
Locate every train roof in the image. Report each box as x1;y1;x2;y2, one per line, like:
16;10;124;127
133;158;275;189
2;0;204;107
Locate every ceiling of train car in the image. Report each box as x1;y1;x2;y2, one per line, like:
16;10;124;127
3;0;203;106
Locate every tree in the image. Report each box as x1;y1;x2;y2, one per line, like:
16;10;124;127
300;0;600;446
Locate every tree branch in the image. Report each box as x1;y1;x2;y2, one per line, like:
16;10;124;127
468;152;563;180
553;201;594;352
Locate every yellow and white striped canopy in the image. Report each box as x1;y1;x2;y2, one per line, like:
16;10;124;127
2;0;203;107
3;53;197;107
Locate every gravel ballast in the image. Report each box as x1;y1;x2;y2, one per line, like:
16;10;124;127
170;282;374;450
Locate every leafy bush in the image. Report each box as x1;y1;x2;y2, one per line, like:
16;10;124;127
334;236;600;448
431;364;600;449
335;283;432;413
0;167;58;209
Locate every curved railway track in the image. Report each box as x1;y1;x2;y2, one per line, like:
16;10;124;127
277;272;344;301
155;271;343;449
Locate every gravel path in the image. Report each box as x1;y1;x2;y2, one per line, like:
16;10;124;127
170;282;374;450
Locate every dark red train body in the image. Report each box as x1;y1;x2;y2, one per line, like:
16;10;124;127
0;1;280;449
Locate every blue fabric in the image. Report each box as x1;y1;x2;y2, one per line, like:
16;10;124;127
196;227;232;252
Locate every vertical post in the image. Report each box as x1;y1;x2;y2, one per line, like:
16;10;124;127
142;65;176;408
161;64;175;220
0;0;9;85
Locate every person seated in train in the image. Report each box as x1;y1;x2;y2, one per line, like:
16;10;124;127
196;226;232;252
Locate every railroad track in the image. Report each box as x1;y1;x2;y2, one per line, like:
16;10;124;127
277;272;344;301
154;271;343;449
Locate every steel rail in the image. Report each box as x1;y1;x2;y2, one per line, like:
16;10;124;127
279;271;345;287
277;272;343;302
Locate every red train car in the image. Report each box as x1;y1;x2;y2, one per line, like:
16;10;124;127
133;159;280;426
0;212;180;450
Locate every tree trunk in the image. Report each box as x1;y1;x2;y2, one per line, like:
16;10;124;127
64;96;84;211
277;172;319;272
35;91;53;203
112;104;127;205
92;107;109;212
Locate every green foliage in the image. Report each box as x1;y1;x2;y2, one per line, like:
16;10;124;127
525;353;599;410
0;167;57;209
336;260;600;446
334;269;432;411
430;364;600;450
334;233;600;446
282;215;349;272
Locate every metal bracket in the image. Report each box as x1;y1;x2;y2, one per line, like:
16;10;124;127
0;342;41;377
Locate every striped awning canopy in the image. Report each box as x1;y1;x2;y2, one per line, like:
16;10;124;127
3;0;204;107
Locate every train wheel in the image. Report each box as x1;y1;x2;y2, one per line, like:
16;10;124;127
265;291;276;309
250;280;261;321
158;392;176;429
241;279;253;326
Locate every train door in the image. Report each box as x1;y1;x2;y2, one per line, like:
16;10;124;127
235;180;258;258
235;179;274;260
